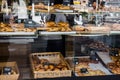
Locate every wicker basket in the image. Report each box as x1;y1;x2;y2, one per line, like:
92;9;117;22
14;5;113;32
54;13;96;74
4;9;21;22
30;52;71;78
0;62;19;80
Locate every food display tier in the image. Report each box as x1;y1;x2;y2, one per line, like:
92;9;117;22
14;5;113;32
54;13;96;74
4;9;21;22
110;31;120;35
69;33;109;37
76;31;120;35
65;56;112;76
28;11;81;14
3;55;120;80
18;66;120;80
39;31;111;36
0;32;38;39
16;64;120;80
0;32;36;36
0;38;34;43
27;9;120;13
39;31;76;35
39;31;120;36
0;31;120;37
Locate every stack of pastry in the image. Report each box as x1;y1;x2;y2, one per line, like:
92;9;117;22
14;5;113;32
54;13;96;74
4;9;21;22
53;4;63;9
32;56;68;71
111;23;120;31
72;25;89;32
28;3;54;12
12;23;36;32
107;60;120;74
53;4;73;10
74;58;105;76
0;23;36;32
0;23;14;32
88;41;109;52
46;21;72;32
109;48;120;62
86;26;110;33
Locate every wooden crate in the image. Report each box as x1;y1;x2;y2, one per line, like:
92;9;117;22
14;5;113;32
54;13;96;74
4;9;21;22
30;52;71;78
0;62;19;80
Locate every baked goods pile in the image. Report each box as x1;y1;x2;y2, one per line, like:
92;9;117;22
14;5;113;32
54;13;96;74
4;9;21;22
109;48;120;61
107;60;120;74
30;52;71;78
66;57;107;76
11;23;36;32
28;3;54;12
100;6;120;12
74;58;106;76
72;25;110;33
0;23;14;32
53;4;73;10
32;55;69;72
107;48;120;74
111;23;120;31
84;23;120;32
0;23;36;32
75;65;106;76
86;26;110;33
28;3;73;12
88;41;109;52
87;5;120;12
46;21;72;32
72;25;89;32
72;5;88;12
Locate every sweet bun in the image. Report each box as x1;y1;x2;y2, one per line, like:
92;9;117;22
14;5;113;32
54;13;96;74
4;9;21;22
44;65;49;70
46;21;56;27
49;64;54;70
61;67;68;70
54;68;61;71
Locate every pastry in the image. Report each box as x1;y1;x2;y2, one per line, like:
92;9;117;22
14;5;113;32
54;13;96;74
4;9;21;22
46;69;52;71
38;69;45;72
49;64;54;70
107;60;120;74
11;70;16;74
35;64;44;69
46;21;56;27
59;6;71;10
53;4;62;9
44;65;49;70
73;26;85;31
54;68;61;71
61;67;68;70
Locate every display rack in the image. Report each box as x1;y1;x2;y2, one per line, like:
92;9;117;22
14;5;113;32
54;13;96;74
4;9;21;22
0;0;120;80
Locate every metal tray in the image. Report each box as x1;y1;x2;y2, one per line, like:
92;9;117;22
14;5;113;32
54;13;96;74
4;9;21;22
65;56;112;76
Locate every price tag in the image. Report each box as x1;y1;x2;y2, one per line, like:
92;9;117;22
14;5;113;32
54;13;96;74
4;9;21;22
80;68;89;73
3;67;12;75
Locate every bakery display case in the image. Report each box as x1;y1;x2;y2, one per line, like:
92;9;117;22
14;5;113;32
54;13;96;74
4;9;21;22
0;0;120;80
